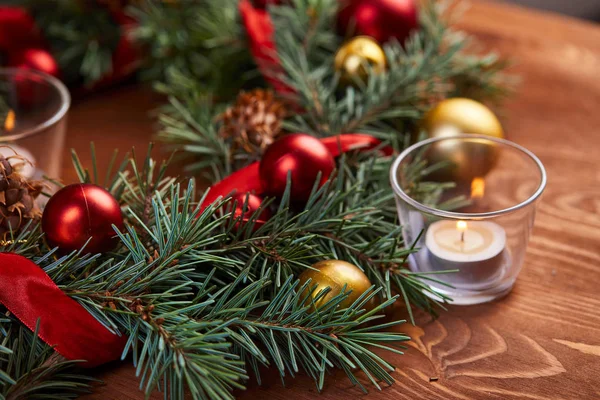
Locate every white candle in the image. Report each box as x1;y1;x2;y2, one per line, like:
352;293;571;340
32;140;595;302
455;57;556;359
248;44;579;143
425;220;507;287
0;145;36;179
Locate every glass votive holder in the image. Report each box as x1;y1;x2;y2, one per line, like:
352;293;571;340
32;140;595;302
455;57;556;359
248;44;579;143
390;134;547;305
0;68;70;180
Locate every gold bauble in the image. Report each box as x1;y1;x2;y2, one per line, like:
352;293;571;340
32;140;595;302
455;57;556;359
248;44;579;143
422;98;504;183
334;36;387;84
423;98;504;140
298;260;372;309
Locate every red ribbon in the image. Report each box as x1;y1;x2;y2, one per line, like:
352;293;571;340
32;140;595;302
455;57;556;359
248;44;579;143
239;0;293;94
0;253;126;368
202;134;392;209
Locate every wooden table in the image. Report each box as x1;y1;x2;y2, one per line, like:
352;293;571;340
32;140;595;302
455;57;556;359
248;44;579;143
69;1;600;399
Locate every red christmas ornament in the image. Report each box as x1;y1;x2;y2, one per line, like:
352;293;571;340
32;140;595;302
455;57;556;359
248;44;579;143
0;7;44;52
8;48;60;78
259;134;335;202
337;0;419;44
6;48;60;108
231;192;272;222
42;183;124;254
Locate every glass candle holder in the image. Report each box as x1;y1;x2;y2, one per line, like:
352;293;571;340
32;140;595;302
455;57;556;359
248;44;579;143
390;135;546;305
0;68;70;180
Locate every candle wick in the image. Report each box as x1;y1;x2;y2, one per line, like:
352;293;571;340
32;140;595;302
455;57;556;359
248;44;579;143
460;231;465;243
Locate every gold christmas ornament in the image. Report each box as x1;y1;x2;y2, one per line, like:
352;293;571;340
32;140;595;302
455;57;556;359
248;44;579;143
422;98;504;140
422;98;504;183
298;260;372;309
334;36;387;84
219;89;287;158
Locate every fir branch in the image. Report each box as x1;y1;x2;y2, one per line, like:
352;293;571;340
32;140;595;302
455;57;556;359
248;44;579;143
219;274;409;392
21;0;121;86
273;0;514;137
3;149;455;399
130;0;259;98
155;95;232;181
0;318;94;400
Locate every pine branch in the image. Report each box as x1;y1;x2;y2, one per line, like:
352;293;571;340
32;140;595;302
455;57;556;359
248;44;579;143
21;0;121;86
218;274;409;392
2;148;458;398
130;0;260;99
155;96;232;181
273;0;515;137
0;318;94;400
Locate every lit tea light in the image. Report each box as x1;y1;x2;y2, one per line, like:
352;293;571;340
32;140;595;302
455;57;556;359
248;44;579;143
1;110;36;178
471;177;485;199
425;219;507;287
3;109;15;132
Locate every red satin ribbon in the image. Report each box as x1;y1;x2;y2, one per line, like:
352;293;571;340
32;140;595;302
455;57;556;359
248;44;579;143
202;134;392;209
0;253;126;368
239;0;293;94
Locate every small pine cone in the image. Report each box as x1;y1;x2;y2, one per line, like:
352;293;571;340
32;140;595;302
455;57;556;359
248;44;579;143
218;89;287;157
0;156;12;179
0;158;43;240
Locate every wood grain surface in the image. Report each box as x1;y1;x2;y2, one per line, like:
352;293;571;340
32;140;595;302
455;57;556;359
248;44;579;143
69;1;600;399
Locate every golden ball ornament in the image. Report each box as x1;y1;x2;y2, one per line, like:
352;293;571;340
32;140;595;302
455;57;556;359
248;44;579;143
422;98;504;183
298;260;372;309
422;98;504;140
334;36;387;84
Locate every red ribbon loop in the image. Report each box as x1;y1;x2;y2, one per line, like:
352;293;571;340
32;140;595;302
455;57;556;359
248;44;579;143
202;133;392;209
0;253;126;368
239;0;292;94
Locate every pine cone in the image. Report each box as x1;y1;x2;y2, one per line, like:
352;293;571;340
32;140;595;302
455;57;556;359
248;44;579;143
219;89;287;157
0;154;43;240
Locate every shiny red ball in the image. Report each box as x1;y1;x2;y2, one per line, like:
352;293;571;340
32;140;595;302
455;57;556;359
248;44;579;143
259;134;335;203
8;48;60;78
231;192;272;222
7;48;60;108
42;184;124;254
0;7;44;51
338;0;419;44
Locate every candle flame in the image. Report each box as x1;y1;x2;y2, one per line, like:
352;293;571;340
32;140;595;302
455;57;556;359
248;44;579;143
471;177;485;199
456;220;468;232
3;109;15;132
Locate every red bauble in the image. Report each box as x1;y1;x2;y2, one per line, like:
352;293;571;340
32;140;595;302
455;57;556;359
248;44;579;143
0;7;44;52
7;48;60;108
337;0;419;44
8;48;60;78
42;184;124;254
231;192;272;222
259;134;335;203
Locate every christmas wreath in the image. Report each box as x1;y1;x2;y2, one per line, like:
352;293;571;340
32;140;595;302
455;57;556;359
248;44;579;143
0;0;514;399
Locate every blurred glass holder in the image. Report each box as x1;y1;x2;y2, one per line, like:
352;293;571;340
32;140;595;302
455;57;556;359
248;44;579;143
0;68;70;181
390;135;546;305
